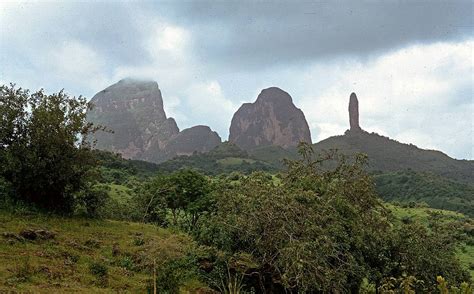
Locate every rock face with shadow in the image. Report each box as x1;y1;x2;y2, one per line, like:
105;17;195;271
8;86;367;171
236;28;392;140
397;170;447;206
87;79;221;163
229;87;311;150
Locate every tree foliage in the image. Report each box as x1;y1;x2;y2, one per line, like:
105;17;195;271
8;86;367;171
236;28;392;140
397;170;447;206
196;143;470;292
138;169;212;231
0;84;101;213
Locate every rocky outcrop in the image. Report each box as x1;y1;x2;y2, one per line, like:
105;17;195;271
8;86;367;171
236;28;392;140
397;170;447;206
229;87;311;150
349;92;362;131
88;79;221;162
165;125;221;156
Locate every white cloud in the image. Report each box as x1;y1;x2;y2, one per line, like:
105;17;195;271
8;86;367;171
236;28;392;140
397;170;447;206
49;40;110;91
185;80;238;130
1;2;471;159
298;40;473;159
146;23;190;64
111;17;236;136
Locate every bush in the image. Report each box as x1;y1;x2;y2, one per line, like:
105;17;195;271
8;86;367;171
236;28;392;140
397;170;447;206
196;144;471;292
89;261;108;286
74;184;109;217
155;256;198;293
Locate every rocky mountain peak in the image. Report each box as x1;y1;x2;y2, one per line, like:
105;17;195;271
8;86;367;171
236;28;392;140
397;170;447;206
229;87;312;150
87;79;221;162
256;87;293;105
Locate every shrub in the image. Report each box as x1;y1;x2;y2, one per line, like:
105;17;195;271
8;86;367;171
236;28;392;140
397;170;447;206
89;261;108;286
74;184;109;217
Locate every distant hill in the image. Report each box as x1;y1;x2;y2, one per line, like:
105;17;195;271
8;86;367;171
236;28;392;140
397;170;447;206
313;130;473;184
156;142;277;175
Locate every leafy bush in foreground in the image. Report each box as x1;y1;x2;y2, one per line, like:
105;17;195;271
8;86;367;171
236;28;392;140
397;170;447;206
196;144;470;292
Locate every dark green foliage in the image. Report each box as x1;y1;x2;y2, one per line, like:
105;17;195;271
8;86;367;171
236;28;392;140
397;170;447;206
374;170;474;217
89;261;108;286
89;261;108;277
0;84;101;213
381;222;470;289
0;176;13;205
198;145;385;291
93;150;160;182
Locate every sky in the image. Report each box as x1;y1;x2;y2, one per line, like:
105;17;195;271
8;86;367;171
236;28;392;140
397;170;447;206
1;0;473;159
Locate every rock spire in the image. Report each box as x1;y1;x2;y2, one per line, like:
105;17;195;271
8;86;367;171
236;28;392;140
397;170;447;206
349;92;361;131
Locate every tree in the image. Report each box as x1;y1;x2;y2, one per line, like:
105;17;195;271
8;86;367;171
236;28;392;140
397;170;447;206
139;169;212;231
0;84;101;213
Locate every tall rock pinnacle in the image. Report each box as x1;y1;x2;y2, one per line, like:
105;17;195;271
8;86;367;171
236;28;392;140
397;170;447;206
349;92;361;131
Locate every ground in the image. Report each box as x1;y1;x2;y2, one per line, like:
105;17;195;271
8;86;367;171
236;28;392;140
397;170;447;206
0;211;201;293
0;204;472;292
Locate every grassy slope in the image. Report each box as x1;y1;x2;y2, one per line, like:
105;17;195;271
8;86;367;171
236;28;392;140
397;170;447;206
386;204;474;279
0;211;199;293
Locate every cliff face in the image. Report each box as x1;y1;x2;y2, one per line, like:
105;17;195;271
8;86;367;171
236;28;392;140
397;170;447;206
229;87;311;150
87;79;221;162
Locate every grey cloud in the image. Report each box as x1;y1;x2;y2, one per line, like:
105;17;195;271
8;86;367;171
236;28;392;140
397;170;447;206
1;2;151;67
166;1;472;69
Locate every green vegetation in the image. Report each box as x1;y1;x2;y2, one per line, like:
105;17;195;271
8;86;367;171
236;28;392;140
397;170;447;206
1;85;473;292
0;84;103;214
157;142;278;175
374;170;474;217
386;203;474;280
313;130;473;184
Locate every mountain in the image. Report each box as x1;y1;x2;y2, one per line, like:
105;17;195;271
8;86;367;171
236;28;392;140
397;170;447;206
313;130;473;184
87;79;221;163
312;92;473;184
229;87;311;150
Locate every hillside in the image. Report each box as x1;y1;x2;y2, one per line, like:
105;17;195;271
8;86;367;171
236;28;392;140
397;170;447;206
0;211;201;292
313;130;473;184
374;170;474;217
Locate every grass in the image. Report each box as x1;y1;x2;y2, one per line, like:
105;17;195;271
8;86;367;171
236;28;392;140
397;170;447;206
0;210;201;293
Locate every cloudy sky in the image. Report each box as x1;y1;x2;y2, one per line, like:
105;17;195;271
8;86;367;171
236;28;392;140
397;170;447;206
1;0;472;159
